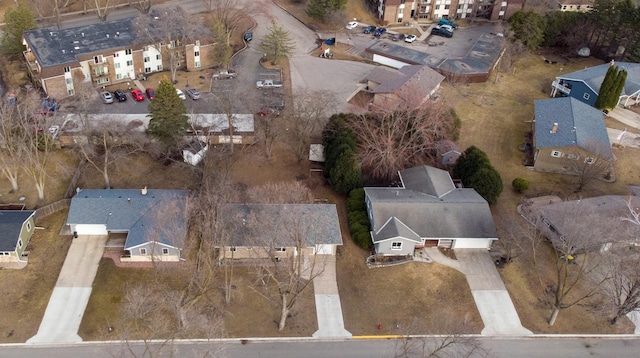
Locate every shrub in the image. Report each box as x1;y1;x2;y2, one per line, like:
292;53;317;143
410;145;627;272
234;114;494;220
512;177;530;192
346;189;372;250
453;146;503;205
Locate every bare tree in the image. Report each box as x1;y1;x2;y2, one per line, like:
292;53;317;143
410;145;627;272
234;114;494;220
494;211;530;264
0;101;30;192
75;118;148;189
499;40;528;74
255;110;282;159
289;90;336;162
53;0;71;29
133;7;207;83
92;0;115;21
247;181;313;204
23;122;54;201
346;98;453;182
131;0;153;14
567;140;614;192
27;0;52;21
202;0;258;45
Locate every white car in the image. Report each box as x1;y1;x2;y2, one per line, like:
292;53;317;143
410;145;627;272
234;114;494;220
404;34;417;43
439;24;454;32
346;21;358;30
176;88;186;100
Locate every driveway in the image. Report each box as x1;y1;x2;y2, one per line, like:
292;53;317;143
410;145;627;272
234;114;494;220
608;107;640;130
426;248;533;335
27;235;107;343
312;255;351;338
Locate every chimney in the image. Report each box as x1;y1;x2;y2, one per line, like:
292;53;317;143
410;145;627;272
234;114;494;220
550;123;558;133
141;186;147;196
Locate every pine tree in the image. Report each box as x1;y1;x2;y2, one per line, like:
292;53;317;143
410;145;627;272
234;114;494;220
147;77;188;152
595;65;618;109
452;146;503;205
1;4;37;54
607;69;628;109
259;21;296;65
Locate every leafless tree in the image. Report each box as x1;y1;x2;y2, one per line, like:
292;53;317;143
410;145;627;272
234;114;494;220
255;110;282;159
209;81;247;154
75;117;148;189
131;0;153;14
92;0;115;21
345;98;453;182
207;18;233;69
247;181;314;204
52;0;71;29
133;7;207;83
201;0;259;45
27;0;52;21
289;90;336;162
23;121;54;201
0;101;30;192
494;211;531;263
567;140;614;192
499;40;528;74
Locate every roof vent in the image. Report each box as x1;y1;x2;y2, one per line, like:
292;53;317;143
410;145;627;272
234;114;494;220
62;49;66;54
550;123;558;133
127;198;131;204
141;186;147;196
395;191;399;196
81;33;84;37
106;34;110;38
115;32;120;38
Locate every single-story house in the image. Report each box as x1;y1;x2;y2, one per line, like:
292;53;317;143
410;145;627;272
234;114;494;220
66;188;188;262
359;65;445;109
532;97;614;175
216;204;343;261
364;165;498;255
550;61;640;108
521;195;640;253
0;210;36;263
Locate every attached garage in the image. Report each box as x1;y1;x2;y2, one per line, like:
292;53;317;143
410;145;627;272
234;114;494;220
72;224;107;236
452;238;495;249
316;244;336;255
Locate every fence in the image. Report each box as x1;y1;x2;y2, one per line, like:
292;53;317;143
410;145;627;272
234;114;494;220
34;199;71;223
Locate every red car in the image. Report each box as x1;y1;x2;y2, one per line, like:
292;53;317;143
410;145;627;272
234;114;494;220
145;88;155;100
257;106;280;117
131;89;145;102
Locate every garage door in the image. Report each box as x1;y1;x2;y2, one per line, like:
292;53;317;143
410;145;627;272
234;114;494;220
74;224;108;236
315;244;335;255
452;238;492;249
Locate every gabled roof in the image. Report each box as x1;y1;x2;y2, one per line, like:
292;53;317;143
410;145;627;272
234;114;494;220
218;204;343;247
534;97;613;160
558;62;640;97
364;65;444;98
66;189;188;249
372;217;422;244
0;211;35;251
365;165;497;240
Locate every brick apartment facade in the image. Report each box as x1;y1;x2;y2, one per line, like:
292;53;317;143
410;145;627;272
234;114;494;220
22;17;215;99
367;0;524;24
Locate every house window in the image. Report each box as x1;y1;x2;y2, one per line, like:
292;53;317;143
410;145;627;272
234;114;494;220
275;247;286;252
26;222;32;231
145;67;151;73
18;239;23;248
126;60;133;66
229;247;237;252
583;93;590;100
585;157;595;164
391;242;403;250
125;49;132;55
194;50;200;57
435;5;440;9
63;66;71;73
144;56;150;62
551;150;562;157
195;61;200;68
162;248;169;255
140;248;147;255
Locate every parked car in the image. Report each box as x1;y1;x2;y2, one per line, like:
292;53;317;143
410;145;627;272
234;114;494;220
212;69;237;80
374;28;387;37
438;18;458;29
363;25;376;34
131;89;145;102
431;26;453;38
439;24;454;32
391;33;405;42
145;88;155;100
256;80;283;89
101;91;114;104
186;88;201;100
257;106;280;116
243;31;253;42
346;21;358;30
404;34;418;43
113;89;127;102
176;89;186;100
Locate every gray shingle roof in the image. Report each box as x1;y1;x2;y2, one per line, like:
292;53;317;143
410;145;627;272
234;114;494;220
66;189;188;249
0;211;35;251
23;18;137;68
372;217;422;243
558;61;640;97
217;204;343;248
365;165;497;240
534;97;613;160
364;65;444;98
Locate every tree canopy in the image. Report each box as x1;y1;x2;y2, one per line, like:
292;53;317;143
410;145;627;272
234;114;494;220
1;4;37;54
306;0;348;22
595;65;627;110
259;21;296;65
507;10;545;50
453;146;503;205
147;77;188;151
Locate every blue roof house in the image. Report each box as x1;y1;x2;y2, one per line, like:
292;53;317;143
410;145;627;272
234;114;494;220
0;210;36;264
533;97;614;177
66;189;189;262
550;61;640;108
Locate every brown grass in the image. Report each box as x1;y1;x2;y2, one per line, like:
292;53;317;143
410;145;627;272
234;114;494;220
276;0;378;31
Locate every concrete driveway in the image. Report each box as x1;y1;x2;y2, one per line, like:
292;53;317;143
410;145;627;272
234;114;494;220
312;255;351;338
27;235;107;344
426;248;533;335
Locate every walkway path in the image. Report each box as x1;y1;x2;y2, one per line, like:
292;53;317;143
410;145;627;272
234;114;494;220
312;255;352;338
27;235;107;344
426;248;533;335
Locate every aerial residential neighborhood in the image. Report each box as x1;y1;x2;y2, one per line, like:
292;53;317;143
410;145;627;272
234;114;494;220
2;0;640;356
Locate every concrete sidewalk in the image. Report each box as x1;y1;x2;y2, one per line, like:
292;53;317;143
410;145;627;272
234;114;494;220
312;255;351;338
27;235;107;344
426;248;533;335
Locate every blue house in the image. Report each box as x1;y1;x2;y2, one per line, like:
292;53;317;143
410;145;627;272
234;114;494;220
550;61;640;108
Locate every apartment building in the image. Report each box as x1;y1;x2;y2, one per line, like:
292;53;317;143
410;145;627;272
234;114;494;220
22;17;214;99
369;0;522;23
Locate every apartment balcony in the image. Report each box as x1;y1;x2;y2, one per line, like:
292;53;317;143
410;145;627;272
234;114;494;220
23;50;39;73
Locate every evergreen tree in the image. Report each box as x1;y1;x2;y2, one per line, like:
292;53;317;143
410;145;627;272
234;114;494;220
306;0;348;22
453;146;503;205
595;65;618;109
452;146;491;181
259;21;296;65
1;4;37;54
329;150;362;194
147;77;188;152
608;69;628;109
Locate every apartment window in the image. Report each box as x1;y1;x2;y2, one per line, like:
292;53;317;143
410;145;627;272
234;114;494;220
275;247;286;252
399;8;403;14
436;5;440;9
145;67;151;73
501;5;506;11
140;248;147;255
195;61;200;68
194;50;200;57
195;40;200;46
94;55;102;63
26;222;32;231
458;4;463;9
445;4;450;9
162;248;169;255
583;93;590;100
115;63;121;69
68;89;75;95
157;65;163;71
96;78;109;84
551;150;562;158
144;45;149;51
18;239;23;248
144;56;150;62
63;66;71;73
116;73;123;80
156;54;162;60
66;78;73;84
125;49;132;55
391;242;402;250
114;52;119;57
126;60;133;66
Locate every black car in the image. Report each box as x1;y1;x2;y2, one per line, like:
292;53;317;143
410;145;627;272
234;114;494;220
363;25;376;34
243;31;253;42
113;89;127;102
431;26;453;38
374;28;387;37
